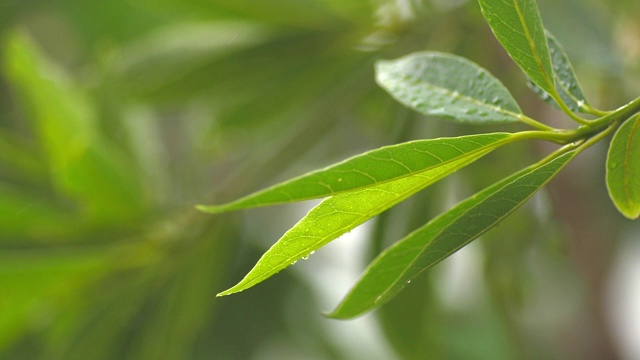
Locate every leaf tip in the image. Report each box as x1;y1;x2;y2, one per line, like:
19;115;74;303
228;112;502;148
321;308;349;320
216;286;243;297
620;208;640;221
195;204;224;214
322;300;368;320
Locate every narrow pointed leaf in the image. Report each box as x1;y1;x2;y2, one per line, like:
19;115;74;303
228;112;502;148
376;52;522;124
478;0;555;94
606;115;640;219
217;145;504;296
198;133;512;213
528;31;591;113
329;149;577;319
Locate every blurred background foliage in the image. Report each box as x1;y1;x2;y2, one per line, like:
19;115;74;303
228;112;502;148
0;0;639;359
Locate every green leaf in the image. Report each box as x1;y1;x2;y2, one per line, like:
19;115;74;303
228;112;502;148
328;149;577;319
375;52;522;124
198;133;513;213
606;115;640;220
528;31;591;113
478;0;555;94
217;143;502;296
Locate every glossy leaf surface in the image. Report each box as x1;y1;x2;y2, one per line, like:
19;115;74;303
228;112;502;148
528;32;591;113
329;149;576;319
199;133;512;213
216;141;510;296
607;115;640;219
478;0;554;94
376;52;522;124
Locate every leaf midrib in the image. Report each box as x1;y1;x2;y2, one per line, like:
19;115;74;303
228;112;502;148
206;135;512;212
512;0;554;91
219;169;446;295
416;78;522;120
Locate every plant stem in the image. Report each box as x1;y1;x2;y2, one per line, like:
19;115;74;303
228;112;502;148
582;103;611;117
517;114;555;131
514;95;640;145
548;86;591;125
590;95;640;128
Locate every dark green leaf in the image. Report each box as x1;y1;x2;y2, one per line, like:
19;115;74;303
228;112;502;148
376;52;522;124
328;149;577;319
527;31;591;113
478;0;555;94
606;115;640;219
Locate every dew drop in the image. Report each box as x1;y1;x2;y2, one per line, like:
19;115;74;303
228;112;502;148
407;280;411;284
337;178;343;182
291;260;298;265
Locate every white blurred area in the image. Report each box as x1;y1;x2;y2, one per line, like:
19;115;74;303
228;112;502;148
606;227;640;360
284;199;640;360
296;217;398;360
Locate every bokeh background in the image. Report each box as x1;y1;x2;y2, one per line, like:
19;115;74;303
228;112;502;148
1;0;639;359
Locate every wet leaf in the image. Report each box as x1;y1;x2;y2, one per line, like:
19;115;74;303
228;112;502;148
478;0;555;94
606;115;640;219
527;31;591;113
376;52;522;124
217;144;502;296
328;149;577;319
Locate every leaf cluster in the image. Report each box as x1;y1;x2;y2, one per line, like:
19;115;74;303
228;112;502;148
202;0;640;319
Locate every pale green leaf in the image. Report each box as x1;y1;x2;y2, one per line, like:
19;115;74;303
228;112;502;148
528;31;591;113
478;0;555;94
328;149;577;319
606;115;640;220
376;52;522;124
198;133;512;213
217;145;500;296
